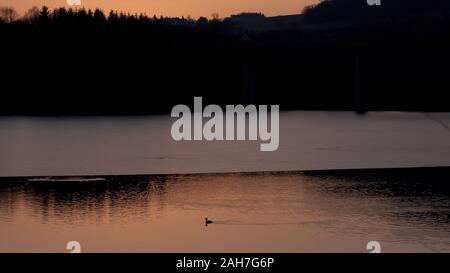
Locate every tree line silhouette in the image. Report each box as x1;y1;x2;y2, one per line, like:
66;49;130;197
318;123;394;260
0;6;239;49
1;2;450;114
1;5;212;26
1;2;449;46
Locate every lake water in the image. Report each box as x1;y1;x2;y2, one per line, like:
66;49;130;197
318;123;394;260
1;112;450;177
1;113;450;252
1;169;450;253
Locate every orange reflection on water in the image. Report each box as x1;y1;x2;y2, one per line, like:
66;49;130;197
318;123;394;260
1;172;450;252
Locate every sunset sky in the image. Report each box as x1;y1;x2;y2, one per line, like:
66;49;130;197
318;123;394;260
0;0;319;18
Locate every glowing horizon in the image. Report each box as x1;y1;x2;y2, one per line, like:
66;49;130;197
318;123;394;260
0;0;319;18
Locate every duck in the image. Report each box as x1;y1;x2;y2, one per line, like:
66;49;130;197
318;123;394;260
205;218;213;226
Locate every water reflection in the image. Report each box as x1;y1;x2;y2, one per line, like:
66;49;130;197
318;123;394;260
303;168;450;225
1;168;450;252
0;175;168;225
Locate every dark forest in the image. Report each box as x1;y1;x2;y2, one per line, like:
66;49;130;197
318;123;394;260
1;0;450;114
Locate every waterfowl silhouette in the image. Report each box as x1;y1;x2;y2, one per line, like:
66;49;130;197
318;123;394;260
205;218;213;226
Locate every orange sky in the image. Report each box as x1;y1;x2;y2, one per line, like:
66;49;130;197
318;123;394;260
0;0;319;18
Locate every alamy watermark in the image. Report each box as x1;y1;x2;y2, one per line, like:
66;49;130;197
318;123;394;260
66;0;81;6
171;97;279;152
66;241;81;253
367;0;381;6
367;241;381;253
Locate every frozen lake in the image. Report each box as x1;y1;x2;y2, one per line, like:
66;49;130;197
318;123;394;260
1;112;450;252
0;111;450;177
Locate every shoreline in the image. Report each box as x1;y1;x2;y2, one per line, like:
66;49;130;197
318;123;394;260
1;165;450;180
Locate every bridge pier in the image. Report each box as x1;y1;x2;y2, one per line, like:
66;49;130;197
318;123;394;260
354;49;369;114
241;54;257;105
